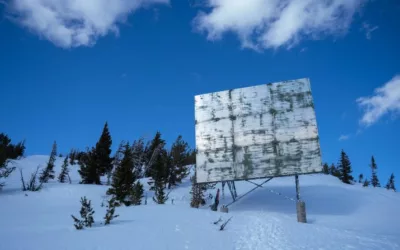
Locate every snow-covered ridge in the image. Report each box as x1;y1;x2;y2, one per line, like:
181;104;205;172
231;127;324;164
0;155;399;250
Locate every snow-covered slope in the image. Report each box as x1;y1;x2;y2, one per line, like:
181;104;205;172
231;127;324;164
0;156;399;250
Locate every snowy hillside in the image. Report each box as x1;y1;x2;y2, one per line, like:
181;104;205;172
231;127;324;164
0;156;399;250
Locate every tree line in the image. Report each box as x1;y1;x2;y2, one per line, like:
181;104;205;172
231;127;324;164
322;149;396;191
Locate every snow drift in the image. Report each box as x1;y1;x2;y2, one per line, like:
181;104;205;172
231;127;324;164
0;155;399;250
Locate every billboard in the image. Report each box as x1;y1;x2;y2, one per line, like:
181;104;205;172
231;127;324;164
194;78;322;183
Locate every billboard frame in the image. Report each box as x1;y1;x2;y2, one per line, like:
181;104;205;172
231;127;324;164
194;78;323;184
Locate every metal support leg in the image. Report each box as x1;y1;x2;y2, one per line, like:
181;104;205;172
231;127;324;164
295;174;300;201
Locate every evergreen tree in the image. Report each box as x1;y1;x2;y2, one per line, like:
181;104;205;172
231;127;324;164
78;148;101;184
145;132;165;178
152;177;168;204
39;141;57;183
106;143;136;205
104;197;119;225
94;122;113;176
152;147;169;204
385;173;396;191
129;181;144;205
358;174;364;183
183;149;196;166
58;156;70;183
71;196;95;229
168;135;190;188
363;178;370;187
370;156;381;187
131;138;146;178
322;163;329;174
190;172;205;208
109;141;125;185
0;133;25;189
20;166;43;191
337;150;354;184
329;163;340;178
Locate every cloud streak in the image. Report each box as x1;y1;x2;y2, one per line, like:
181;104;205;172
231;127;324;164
193;0;366;51
361;22;378;40
7;0;169;48
338;134;350;141
357;75;400;126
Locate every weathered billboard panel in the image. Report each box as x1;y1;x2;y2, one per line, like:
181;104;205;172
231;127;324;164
195;78;322;183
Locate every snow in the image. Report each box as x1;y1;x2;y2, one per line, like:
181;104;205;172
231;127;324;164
1;156;399;250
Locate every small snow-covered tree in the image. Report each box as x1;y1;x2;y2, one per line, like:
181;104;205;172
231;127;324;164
358;174;364;183
130;181;144;205
71;196;95;230
104;196;119;225
363;178;370;187
322;163;329;174
0;133;25;189
337;150;354;184
190;172;205;208
370;156;381;188
329;163;340;178
58;156;69;183
20;166;43;191
385;173;396;192
39;141;57;183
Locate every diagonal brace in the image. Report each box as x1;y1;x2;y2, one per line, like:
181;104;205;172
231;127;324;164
226;178;273;207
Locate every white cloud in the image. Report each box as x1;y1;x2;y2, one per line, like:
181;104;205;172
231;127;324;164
7;0;169;48
357;75;400;126
338;134;350;141
193;0;366;51
361;22;378;39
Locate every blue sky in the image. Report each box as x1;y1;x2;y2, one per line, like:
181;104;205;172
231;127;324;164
0;0;399;183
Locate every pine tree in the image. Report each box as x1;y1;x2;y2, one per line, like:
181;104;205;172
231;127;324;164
190;172;205;208
322;163;329;174
104;197;119;225
71;196;95;229
358;174;364;183
58;156;69;183
132;138;146;178
152;148;169;205
145;132;165;178
106;143;136;205
363;178;370;187
153;177;169;204
39;141;57;183
109;141;125;185
0;133;25;189
385;173;396;191
168;135;190;188
370;156;381;187
94;122;113;176
329;163;340;178
129;181;144;205
78;148;101;184
337;150;354;184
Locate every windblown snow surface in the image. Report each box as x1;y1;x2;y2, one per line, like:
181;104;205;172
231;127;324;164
0;155;399;250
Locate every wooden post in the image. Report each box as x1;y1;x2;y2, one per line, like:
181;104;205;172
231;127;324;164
295;174;307;223
297;201;307;223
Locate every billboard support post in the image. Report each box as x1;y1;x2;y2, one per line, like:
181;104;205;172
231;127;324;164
295;174;307;223
295;174;300;201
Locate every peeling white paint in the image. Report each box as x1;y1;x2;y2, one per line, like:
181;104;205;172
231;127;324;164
195;78;322;183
